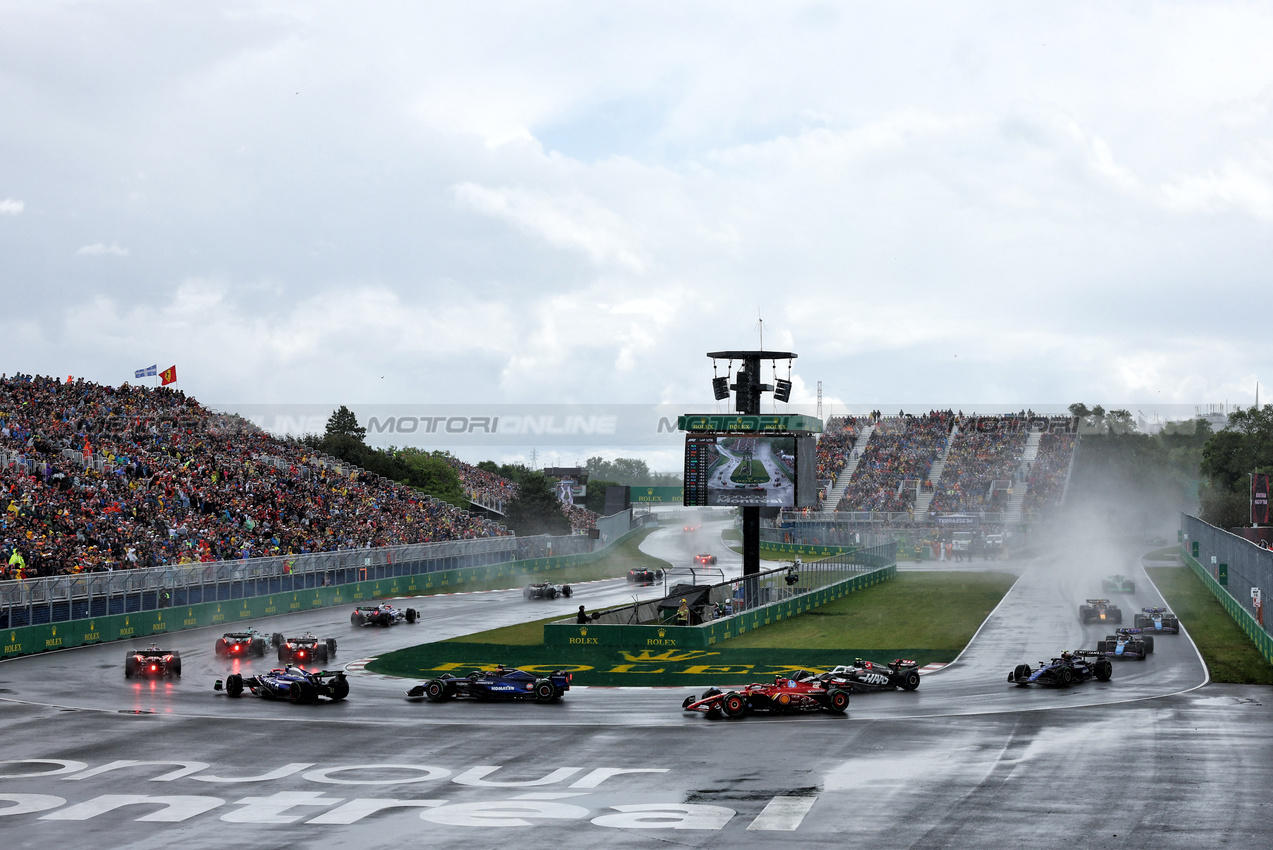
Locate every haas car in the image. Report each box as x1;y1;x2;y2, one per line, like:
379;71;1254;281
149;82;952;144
524;582;572;600
681;672;850;718
826;658;922;692
1008;651;1113;687
214;629;269;658
407;665;572;703
1102;574;1137;594
693;553;718;566
1097;628;1154;660
124;645;181;678
1134;607;1180;634
1079;598;1123;625
215;666;349;703
275;632;338;665
351;603;417;627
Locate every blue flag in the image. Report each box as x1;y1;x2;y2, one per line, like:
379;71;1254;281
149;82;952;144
134;368;145;378
145;364;157;376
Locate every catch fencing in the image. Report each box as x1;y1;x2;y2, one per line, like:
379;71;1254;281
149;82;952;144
1179;514;1273;662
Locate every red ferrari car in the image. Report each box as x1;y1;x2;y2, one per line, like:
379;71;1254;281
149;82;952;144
681;673;849;718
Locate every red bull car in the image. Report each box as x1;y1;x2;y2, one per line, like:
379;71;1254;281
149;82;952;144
1079;598;1123;625
125;645;181;678
681;672;849;718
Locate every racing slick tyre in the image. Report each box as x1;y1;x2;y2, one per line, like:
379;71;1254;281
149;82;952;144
425;680;450;702
721;692;748;718
278;646;292;664
534;680;557;703
1094;659;1113;681
316;645;329;665
351;613;365;627
1059;666;1074;686
901;670;921;691
1012;664;1032;685
225;674;244;698
171;654;181;676
329;675;349;701
272;632;284;648
326;638;338;655
124;655;137;678
1096;641;1108;654
406;608;418;624
826;689;850;713
1143;635;1154;654
562;585;572;598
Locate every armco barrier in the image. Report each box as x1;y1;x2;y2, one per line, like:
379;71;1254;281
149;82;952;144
545;564;895;649
1;536;630;661
1181;545;1273;666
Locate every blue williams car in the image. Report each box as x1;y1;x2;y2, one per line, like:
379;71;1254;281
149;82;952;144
214;666;349;703
1097;628;1154;660
1133;607;1180;634
407;665;572;703
1008;650;1113;687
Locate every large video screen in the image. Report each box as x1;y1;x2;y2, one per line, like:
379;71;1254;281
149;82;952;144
684;434;817;508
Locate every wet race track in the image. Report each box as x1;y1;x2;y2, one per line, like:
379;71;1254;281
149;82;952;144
2;521;1271;848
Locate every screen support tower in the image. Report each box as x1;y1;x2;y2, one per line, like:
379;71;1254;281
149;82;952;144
707;349;797;579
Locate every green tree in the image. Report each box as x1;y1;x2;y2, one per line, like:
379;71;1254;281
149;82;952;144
584;456;680;486
584;479;620;513
325;405;366;441
502;471;571;536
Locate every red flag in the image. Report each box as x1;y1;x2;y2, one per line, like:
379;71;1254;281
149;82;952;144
160;365;177;386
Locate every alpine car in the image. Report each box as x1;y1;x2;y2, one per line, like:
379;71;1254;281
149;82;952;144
125;646;182;678
1133;606;1181;634
681;672;850;718
215;666;349;703
523;582;572;600
351;603;418;626
276;633;338;665
1096;628;1154;660
693;553;718;566
825;658;922;692
1008;650;1113;687
1102;574;1136;594
1079;598;1123;625
214;629;269;658
407;665;572;703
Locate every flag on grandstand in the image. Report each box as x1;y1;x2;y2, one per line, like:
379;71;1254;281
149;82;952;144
160;365;177;386
134;364;157;379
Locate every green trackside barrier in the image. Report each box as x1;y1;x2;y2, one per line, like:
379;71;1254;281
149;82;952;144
1;542;621;661
758;541;855;560
544;564;896;649
1181;545;1273;666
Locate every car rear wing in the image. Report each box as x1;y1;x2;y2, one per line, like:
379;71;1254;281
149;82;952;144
1085;599;1111;605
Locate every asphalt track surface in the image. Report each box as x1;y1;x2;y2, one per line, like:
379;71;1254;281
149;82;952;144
1;520;1270;848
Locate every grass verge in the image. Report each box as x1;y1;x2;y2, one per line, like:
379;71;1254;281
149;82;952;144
1146;566;1273;685
366;571;1015;686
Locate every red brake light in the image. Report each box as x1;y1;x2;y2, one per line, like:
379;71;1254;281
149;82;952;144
150;664;157;672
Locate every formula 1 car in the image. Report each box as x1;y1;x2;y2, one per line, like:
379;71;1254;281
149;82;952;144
1133;607;1180;634
351;603;418;626
124;646;181;678
627;568;660;585
1102;574;1136;594
523;582;572;599
681;672;850;718
1097;628;1154;660
214;629;270;658
215;666;350;703
825;658;922;692
1079;598;1123;625
406;665;573;703
683;523;701;532
693;553;718;565
276;633;338;665
1008;651;1113;687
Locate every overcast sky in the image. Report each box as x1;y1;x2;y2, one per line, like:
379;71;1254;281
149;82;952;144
3;1;1271;443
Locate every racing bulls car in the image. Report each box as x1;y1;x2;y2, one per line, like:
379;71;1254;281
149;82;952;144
1102;574;1136;594
693;554;718;565
681;672;850;718
523;582;572;600
407;665;572;703
1097;628;1153;660
1133;607;1180;634
214;629;269;658
351;603;418;626
627;568;660;585
825;658;921;692
276;633;338;665
215;666;349;703
124;645;181;678
1079;598;1123;624
1008;650;1113;687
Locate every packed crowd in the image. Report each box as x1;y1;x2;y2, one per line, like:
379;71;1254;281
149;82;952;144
0;374;511;579
926;417;1029;514
815;416;861;485
441;455;518;506
836;412;955;512
1021;432;1077;517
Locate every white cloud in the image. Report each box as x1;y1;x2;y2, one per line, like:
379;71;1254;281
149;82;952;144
76;242;129;257
0;198;23;215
